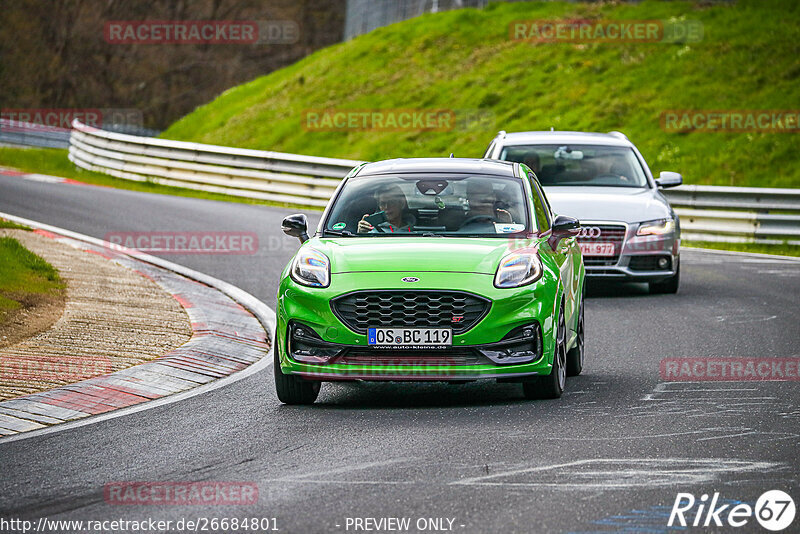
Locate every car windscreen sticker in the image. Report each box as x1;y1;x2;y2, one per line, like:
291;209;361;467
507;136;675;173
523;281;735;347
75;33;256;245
332;222;346;230
494;223;525;233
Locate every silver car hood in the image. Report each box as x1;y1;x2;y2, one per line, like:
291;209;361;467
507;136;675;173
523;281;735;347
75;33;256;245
542;186;672;224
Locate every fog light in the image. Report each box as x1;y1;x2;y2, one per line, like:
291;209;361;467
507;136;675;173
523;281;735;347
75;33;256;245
658;257;669;269
289;322;343;363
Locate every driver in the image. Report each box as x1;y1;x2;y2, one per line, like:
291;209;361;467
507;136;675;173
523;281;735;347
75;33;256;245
464;180;512;224
357;184;416;233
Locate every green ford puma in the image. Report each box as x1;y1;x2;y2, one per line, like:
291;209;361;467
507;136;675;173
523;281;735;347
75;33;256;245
275;158;585;404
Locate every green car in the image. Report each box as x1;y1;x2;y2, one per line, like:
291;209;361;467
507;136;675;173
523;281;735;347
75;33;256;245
275;158;585;404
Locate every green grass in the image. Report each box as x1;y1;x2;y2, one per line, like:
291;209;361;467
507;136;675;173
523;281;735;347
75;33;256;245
163;0;800;189
0;219;30;230
683;240;800;257
0;147;320;209
0;236;65;316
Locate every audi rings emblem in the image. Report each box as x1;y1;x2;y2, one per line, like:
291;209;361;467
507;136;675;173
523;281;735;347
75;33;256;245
577;226;602;239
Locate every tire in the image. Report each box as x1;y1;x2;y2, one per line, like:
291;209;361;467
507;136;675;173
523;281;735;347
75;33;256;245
566;289;584;377
523;304;566;400
274;350;320;405
649;263;680;294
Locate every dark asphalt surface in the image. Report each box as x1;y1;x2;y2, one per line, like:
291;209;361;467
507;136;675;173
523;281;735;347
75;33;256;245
0;174;798;534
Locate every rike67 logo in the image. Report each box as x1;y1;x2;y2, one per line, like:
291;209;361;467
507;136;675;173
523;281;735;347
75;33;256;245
669;490;795;531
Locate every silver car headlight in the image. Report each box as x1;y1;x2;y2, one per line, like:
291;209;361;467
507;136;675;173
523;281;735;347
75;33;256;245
290;248;330;288
494;252;543;288
637;218;675;236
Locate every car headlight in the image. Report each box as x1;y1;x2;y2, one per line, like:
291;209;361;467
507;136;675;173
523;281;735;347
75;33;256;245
637;218;675;236
494;252;542;288
290;248;330;288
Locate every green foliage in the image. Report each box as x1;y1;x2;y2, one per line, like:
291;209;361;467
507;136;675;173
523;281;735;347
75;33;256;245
0;237;64;314
683;240;800;257
163;0;800;188
0;219;29;230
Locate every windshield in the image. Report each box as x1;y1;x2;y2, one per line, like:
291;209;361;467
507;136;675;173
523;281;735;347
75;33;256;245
499;144;648;187
323;174;531;237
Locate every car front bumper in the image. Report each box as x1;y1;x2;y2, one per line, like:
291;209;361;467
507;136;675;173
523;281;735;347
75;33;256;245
580;221;679;283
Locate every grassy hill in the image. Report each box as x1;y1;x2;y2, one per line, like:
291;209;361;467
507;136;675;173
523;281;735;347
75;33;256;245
162;0;800;188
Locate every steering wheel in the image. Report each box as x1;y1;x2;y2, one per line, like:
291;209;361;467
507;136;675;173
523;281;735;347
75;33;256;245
459;215;496;229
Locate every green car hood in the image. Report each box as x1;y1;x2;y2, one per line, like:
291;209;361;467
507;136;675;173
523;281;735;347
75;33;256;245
309;236;538;274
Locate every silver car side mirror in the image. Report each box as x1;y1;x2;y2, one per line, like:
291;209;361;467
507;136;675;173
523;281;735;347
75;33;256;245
655;171;683;188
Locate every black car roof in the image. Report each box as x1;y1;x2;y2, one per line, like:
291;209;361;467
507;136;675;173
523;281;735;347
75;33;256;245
355;157;518;177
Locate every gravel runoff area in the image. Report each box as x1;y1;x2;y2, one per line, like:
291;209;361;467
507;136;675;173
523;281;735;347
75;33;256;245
0;229;192;401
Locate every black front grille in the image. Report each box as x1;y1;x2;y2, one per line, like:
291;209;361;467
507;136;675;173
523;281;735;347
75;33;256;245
577;224;626;266
629;255;671;271
331;290;490;334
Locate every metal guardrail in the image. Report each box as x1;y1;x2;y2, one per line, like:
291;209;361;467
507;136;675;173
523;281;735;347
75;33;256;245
1;119;159;149
67;120;799;245
69;119;359;207
664;187;800;245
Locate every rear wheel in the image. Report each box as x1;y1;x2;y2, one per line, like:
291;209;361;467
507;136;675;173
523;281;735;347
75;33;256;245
566;289;584;377
274;350;320;405
649;263;680;294
523;304;566;400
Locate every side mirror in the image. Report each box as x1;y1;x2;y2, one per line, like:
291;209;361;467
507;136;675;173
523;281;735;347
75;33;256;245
282;213;309;243
552;214;580;236
548;215;580;250
655;171;683;188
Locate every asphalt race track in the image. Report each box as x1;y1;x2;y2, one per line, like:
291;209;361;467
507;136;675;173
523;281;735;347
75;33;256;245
1;174;798;533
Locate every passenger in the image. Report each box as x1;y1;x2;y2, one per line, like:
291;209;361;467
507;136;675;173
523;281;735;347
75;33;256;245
357;184;416;233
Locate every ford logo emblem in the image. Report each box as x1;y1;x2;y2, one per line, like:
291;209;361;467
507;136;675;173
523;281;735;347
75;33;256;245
401;277;419;283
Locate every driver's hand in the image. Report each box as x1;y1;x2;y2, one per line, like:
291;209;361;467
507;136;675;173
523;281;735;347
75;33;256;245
357;214;373;233
495;209;512;223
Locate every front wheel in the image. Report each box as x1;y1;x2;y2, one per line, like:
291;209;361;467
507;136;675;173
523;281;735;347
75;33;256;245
274;350;320;404
523;304;566;400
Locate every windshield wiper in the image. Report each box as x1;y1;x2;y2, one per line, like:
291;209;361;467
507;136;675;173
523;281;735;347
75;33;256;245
323;229;354;237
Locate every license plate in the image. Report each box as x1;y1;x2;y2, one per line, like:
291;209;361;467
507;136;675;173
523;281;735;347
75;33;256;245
580;242;616;257
367;327;452;348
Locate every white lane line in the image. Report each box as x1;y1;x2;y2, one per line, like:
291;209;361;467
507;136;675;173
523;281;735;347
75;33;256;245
272;458;409;481
265;479;417;486
450;458;781;489
0;211;276;445
538;427;752;441
695;431;758;441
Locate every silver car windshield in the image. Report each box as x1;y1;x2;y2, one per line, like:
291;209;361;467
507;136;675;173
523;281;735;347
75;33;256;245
323;174;531;237
500;144;647;188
